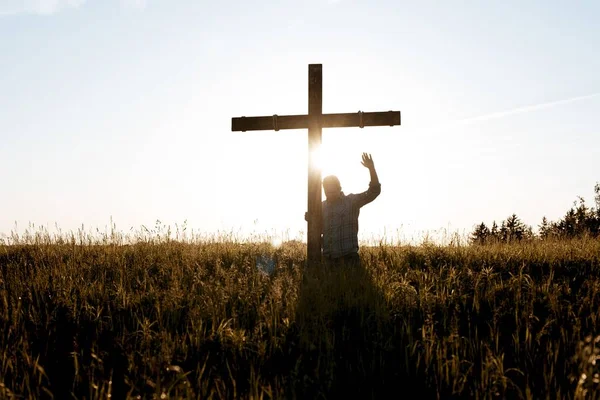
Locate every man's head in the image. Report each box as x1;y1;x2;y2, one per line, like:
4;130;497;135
323;175;342;202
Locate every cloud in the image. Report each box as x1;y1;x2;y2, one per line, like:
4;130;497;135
0;0;86;15
458;92;600;125
408;91;600;134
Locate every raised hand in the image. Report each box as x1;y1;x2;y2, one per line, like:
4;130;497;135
361;152;375;170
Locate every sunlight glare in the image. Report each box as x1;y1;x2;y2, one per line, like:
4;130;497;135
309;143;339;182
271;236;282;247
309;145;322;173
306;134;370;197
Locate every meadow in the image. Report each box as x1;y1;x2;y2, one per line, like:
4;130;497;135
1;226;600;399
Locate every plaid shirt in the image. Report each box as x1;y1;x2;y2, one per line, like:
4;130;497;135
321;182;381;259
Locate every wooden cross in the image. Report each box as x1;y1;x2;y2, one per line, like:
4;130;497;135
231;64;400;265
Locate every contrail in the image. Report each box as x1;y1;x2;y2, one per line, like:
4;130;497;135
458;92;600;125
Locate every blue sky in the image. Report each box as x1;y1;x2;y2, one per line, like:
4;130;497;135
1;0;599;244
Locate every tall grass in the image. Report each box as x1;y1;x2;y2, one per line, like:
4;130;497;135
1;225;600;398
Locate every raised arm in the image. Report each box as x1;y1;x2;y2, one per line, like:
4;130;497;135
362;152;379;186
353;153;381;208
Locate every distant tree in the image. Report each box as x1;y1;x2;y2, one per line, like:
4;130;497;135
522;224;534;240
470;222;490;244
497;213;531;242
555;208;577;237
498;221;506;241
554;197;597;238
470;215;531;244
595;182;600;218
539;216;552;239
506;214;526;241
574;196;591;233
543;186;600;239
490;221;499;241
586;187;600;235
469;182;600;245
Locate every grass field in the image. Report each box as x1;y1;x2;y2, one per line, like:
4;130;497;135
1;227;600;399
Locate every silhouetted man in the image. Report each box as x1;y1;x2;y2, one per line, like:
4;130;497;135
307;153;381;268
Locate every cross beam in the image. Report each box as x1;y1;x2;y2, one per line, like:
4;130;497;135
232;111;400;132
231;64;401;266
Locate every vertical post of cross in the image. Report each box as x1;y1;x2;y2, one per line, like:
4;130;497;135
307;64;322;265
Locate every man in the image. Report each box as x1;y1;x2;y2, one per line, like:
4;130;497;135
306;153;381;268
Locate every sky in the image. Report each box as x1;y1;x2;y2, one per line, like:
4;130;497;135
1;0;599;244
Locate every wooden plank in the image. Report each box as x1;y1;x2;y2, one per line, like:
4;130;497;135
323;111;400;128
231;114;307;132
231;111;401;132
307;64;323;266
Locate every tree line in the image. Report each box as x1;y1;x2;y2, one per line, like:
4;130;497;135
470;183;600;244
